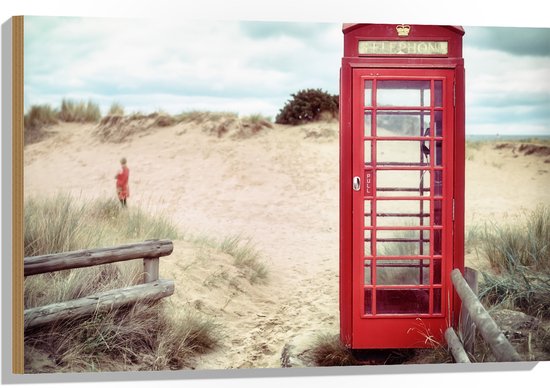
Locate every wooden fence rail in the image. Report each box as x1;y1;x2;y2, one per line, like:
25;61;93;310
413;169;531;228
449;268;522;363
24;240;175;330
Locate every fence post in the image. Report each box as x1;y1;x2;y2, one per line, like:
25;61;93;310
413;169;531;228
143;258;160;283
451;269;522;362
445;327;471;363
460;267;479;355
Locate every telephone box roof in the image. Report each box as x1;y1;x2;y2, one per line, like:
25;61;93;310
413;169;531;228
342;23;464;35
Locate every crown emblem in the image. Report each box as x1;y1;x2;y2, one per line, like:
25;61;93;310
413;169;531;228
396;24;411;37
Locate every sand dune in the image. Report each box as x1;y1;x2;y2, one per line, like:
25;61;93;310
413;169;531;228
23;119;550;368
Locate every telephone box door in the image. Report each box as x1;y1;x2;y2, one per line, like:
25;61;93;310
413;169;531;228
352;68;455;349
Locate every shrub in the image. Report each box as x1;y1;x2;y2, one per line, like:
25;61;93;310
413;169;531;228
275;88;339;125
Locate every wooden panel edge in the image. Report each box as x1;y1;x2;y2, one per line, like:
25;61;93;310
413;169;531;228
12;15;24;375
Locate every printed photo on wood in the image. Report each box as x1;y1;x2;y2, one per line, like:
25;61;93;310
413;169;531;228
2;14;550;383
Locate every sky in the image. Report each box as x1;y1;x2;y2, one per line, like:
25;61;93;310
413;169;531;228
23;16;550;136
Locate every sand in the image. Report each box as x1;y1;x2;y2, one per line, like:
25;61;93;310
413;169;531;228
23;120;550;369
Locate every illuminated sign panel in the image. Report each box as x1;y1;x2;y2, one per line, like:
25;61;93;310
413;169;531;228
358;40;448;55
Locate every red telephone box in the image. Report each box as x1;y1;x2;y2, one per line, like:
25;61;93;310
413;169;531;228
339;24;465;349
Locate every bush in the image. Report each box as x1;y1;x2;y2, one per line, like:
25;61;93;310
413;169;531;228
275;88;338;125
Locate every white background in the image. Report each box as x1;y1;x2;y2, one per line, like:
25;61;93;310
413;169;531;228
1;1;549;387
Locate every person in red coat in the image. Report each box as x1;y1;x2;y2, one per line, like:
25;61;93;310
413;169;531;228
115;157;130;207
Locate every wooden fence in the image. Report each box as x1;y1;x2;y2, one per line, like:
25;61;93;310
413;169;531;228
446;268;522;363
24;239;174;330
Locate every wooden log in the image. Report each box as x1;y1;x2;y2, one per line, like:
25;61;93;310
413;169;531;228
445;327;471;363
451;269;522;362
24;240;173;276
460;267;479;355
143;258;160;283
24;279;174;329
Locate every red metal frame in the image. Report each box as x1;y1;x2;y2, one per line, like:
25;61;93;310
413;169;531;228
339;24;465;350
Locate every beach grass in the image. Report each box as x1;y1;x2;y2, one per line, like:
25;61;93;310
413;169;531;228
23;194;221;372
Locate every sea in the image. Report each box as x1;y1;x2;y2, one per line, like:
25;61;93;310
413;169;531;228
466;134;550;142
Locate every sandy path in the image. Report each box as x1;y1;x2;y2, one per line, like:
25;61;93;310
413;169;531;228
24;121;341;369
23;121;550;369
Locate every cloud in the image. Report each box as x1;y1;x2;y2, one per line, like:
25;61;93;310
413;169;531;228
463;43;550;134
23;17;550;134
24;16;341;117
465;26;550;57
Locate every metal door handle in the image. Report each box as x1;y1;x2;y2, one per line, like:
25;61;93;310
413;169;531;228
353;176;361;191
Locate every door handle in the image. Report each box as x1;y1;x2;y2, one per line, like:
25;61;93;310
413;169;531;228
353;176;361;191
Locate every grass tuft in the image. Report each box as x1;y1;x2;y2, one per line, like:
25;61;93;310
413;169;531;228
108;102;125;116
58;99;101;123
24;303;221;372
220;235;268;284
23;194;221;372
477;205;550;317
304;334;359;366
24;104;59;144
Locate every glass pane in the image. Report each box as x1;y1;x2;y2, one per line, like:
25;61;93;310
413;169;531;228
433;288;442;314
376;111;430;137
364;111;372;136
364;200;372;226
433;258;442;284
434;80;443;107
376;259;430;285
434;200;443;226
434;229;442;256
377;170;430;197
435;140;443;166
364;80;373;106
364;140;372;164
364;230;372;256
376;199;430;227
364;288;373;315
435;110;443;136
376;229;430;257
364;260;372;285
377;80;431;107
377;140;430;164
434;170;443;195
376;289;430;314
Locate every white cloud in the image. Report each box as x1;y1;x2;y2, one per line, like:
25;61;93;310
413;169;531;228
24;17;340;118
23;17;550;134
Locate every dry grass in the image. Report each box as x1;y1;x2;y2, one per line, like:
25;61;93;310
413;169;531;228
477;205;550;317
58;99;101;123
304;334;360;366
108;102;125;116
24;195;180;257
23;194;222;372
24;104;59;145
219;235;268;284
24;302;221;372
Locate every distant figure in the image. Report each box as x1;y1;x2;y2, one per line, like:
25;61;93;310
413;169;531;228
115;157;130;207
